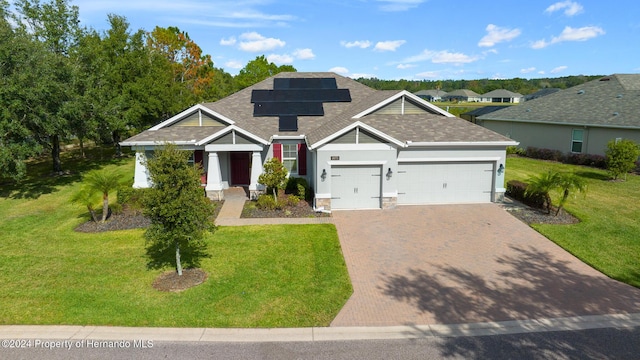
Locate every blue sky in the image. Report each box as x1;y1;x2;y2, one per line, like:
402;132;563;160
73;0;640;80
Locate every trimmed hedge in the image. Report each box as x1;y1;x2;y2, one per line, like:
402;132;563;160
524;146;607;169
506;179;546;210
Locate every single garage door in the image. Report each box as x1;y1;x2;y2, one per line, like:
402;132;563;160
397;162;494;204
331;165;382;209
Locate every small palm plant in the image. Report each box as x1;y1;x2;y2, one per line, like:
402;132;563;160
525;170;560;214
555;172;587;216
81;169;124;222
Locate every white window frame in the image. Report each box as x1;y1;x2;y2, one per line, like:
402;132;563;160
282;144;298;174
571;129;584;153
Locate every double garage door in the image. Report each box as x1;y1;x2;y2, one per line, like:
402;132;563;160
397;162;494;205
330;162;494;209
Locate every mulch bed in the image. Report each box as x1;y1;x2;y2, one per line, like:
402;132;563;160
507;206;580;225
152;268;208;292
241;198;330;218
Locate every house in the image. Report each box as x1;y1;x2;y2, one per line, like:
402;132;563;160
461;106;506;124
443;89;482;102
122;72;517;210
480;89;523;103
477;74;640;157
414;89;447;102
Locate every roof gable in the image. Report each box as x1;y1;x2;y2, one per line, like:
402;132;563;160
352;91;453;118
150;104;235;130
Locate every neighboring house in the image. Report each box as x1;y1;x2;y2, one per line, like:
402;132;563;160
122;72;516;210
524;88;560;101
480;89;523;103
415;89;447;102
443;89;482;102
461;106;506;124
477;74;640;157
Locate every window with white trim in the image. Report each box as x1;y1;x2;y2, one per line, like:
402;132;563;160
571;129;583;153
282;144;298;174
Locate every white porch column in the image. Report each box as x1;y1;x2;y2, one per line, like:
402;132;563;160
205;152;223;191
205;152;224;200
248;151;264;199
133;151;151;188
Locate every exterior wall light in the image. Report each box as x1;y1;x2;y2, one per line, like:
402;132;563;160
497;163;504;175
321;169;327;181
386;168;393;179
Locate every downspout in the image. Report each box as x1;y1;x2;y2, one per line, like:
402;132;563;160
313;197;332;214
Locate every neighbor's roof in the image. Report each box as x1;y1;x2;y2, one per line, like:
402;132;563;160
477;74;640;129
415;89;448;97
445;89;482;98
482;89;523;98
123;72;514;147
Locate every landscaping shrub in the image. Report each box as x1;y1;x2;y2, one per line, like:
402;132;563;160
285;177;310;200
565;153;607;169
506;179;546;210
109;202;123;215
117;186;147;210
285;194;300;207
525;147;564;162
506;146;526;156
256;194;278;210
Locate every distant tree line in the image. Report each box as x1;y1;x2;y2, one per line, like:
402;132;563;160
355;75;603;95
0;0;294;181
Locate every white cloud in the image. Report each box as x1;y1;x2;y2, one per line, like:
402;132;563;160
431;50;479;64
267;53;294;64
374;40;406;52
340;40;372;49
377;0;425;12
415;71;439;79
550;65;568;73
224;60;243;69
520;67;536;74
545;1;584;16
293;48;315;60
329;67;349;75
220;37;236;46
238;32;285;52
538;70;546;75
531;26;605;49
350;73;376;79
478;24;521;47
397;64;417;69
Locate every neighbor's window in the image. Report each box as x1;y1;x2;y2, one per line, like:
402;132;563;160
282;144;298;174
571;129;583;153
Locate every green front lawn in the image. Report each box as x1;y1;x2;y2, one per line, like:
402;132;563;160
506;157;640;288
0;149;352;327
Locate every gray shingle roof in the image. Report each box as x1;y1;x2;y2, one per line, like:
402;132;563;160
445;89;482;98
123;72;514;147
478;74;640;129
482;89;523;98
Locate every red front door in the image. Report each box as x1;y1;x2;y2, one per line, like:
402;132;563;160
230;152;251;185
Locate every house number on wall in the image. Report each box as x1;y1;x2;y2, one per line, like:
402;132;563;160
331;156;340;160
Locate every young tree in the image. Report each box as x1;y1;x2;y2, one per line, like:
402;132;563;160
258;157;288;202
143;144;215;276
555;173;587;216
70;185;100;222
605;139;640;180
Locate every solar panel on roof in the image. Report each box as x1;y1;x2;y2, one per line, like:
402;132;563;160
252;77;351;123
279;115;298;131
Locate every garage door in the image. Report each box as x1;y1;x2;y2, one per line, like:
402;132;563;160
331;166;382;209
397;162;494;204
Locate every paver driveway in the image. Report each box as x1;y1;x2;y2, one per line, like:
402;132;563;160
330;204;640;327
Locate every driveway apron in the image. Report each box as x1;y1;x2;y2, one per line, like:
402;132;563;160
330;204;640;327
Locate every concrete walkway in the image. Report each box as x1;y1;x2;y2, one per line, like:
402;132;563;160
2;313;640;342
214;187;333;226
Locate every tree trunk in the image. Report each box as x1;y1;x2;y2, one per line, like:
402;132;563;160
87;205;98;222
272;187;277;202
113;130;122;157
52;134;62;173
175;242;183;276
79;137;85;158
101;194;109;222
